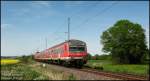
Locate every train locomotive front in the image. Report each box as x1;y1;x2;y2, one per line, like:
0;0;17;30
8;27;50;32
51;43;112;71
65;40;87;67
34;39;87;67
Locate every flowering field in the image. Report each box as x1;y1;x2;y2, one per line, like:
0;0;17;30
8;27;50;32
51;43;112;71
1;59;20;65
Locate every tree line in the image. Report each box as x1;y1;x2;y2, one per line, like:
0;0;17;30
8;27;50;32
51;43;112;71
85;53;111;60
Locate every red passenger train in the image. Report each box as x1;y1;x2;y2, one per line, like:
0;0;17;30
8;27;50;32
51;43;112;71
34;39;87;67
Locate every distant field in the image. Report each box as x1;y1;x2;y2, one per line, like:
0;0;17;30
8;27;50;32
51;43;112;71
1;59;20;65
86;60;149;76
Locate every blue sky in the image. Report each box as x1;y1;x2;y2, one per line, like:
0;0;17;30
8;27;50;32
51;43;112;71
1;1;149;56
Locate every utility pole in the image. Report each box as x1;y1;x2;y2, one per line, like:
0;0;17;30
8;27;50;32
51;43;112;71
68;17;70;41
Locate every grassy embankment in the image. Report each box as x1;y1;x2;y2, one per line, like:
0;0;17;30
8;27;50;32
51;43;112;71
28;62;76;80
85;60;149;76
1;59;48;80
1;58;76;80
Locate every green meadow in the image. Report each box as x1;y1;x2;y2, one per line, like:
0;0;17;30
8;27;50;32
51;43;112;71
85;60;149;76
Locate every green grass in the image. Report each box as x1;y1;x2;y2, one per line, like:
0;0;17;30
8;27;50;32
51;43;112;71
1;63;48;80
87;60;112;65
68;73;76;80
102;64;149;76
85;60;149;76
29;63;68;80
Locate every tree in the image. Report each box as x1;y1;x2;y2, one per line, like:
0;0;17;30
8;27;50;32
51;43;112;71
98;54;111;60
94;54;99;60
20;55;34;63
85;53;92;60
101;20;148;64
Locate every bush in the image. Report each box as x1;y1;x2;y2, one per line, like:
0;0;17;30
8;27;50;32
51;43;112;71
94;66;103;70
19;55;34;64
68;73;76;80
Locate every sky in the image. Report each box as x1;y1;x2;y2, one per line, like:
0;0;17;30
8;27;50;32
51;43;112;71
1;1;149;56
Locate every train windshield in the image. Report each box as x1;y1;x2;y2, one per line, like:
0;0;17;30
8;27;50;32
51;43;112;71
69;47;85;52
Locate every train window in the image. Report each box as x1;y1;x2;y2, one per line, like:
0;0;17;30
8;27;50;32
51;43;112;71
51;50;54;54
54;50;55;54
56;49;57;54
58;48;61;54
57;48;60;54
58;48;60;54
61;48;63;53
57;49;59;54
49;50;51;54
55;49;57;54
69;47;85;52
60;48;62;54
56;49;58;54
62;48;64;53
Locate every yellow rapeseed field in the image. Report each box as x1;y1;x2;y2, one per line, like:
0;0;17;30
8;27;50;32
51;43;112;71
1;59;20;65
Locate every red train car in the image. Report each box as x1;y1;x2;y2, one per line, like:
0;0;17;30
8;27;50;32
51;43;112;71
34;39;87;67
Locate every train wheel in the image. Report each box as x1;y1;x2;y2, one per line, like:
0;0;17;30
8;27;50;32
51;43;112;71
63;61;70;67
75;60;83;68
59;60;63;65
57;59;62;65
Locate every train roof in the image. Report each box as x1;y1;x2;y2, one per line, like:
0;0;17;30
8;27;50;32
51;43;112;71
38;39;86;53
50;39;86;48
67;39;86;46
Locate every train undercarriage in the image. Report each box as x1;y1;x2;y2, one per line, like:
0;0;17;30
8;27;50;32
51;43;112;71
35;58;87;68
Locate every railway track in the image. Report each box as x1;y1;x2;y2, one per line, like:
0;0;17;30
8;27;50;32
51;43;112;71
77;67;149;80
38;62;149;80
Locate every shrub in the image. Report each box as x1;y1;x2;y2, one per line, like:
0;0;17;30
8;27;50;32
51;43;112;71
68;73;76;80
94;66;103;70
